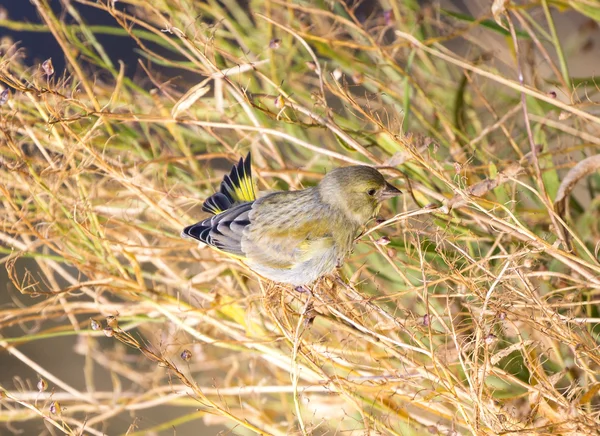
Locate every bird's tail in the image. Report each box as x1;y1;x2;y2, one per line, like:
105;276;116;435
202;152;256;215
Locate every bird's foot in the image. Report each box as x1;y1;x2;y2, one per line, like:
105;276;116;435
294;285;311;294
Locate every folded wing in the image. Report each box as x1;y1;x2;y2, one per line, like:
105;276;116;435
241;191;336;270
182;202;252;257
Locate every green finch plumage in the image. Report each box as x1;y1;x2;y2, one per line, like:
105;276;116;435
182;153;401;286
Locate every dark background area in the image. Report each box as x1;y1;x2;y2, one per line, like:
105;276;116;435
2;1;137;77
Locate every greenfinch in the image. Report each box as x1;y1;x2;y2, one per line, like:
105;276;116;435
182;153;401;286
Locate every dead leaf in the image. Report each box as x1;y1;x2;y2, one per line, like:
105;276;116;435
554;154;600;218
579;382;600;405
171;78;211;118
445;162;523;211
491;0;510;30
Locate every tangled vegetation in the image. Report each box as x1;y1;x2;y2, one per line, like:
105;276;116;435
1;0;600;434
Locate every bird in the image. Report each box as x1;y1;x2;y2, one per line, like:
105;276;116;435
182;153;401;286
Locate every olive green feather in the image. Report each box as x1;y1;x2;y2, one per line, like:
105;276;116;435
182;155;401;286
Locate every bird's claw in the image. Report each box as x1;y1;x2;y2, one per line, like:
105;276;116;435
294;285;311;293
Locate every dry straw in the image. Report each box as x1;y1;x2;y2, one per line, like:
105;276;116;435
1;0;600;435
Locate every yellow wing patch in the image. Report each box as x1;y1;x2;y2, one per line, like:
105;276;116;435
298;237;335;262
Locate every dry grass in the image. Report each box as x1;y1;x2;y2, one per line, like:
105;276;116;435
1;0;600;435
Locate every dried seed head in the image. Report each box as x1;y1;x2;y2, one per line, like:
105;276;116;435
50;401;61;415
180;349;192;361
559;111;571;121
106;315;118;328
41;58;54;77
0;88;9;106
422;313;430;326
37;378;48;392
376;236;391;246
274;95;285;109
485;333;497;345
303;302;316;327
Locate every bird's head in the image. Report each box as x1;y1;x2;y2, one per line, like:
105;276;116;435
317;165;402;225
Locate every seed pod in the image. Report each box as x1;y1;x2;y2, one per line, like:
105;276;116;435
37;379;48;392
180;349;192;361
42;58;54;77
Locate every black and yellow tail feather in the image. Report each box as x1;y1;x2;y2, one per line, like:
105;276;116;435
182;152;255;250
202;152;256;215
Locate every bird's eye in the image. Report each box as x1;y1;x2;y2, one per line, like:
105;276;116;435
367;188;377;196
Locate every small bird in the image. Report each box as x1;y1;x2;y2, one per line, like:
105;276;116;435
182;153;401;286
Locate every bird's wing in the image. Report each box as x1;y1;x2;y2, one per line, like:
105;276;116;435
181;202;253;257
202;153;256;215
241;192;336;270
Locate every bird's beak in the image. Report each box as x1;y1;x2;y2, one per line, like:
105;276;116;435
379;182;402;200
